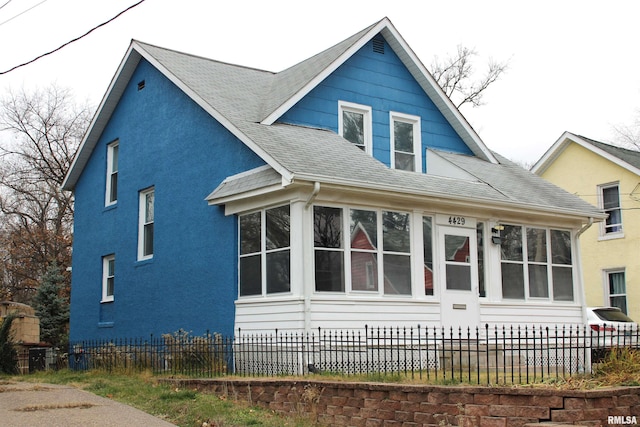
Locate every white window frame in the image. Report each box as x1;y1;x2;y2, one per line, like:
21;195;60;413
338;101;372;154
314;205;413;297
598;182;623;238
105;140;119;206
605;269;627;313
238;205;291;297
138;187;154;261
499;225;575;302
102;254;115;303
390;112;421;172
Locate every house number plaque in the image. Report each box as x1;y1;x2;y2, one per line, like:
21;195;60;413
435;214;476;228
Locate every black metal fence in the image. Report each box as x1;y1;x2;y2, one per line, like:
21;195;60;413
65;324;639;385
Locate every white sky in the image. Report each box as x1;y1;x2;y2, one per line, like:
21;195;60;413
1;0;639;165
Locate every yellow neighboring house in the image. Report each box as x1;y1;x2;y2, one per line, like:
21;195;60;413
533;131;640;321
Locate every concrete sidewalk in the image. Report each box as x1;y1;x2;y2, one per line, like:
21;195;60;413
0;381;176;426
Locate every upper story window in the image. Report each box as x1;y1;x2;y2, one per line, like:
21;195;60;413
390;112;421;172
599;183;623;235
138;187;154;260
102;254;115;302
105;140;119;206
239;205;291;297
314;205;412;295
500;225;573;301
338;101;372;154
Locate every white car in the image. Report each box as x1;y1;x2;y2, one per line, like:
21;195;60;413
587;307;638;358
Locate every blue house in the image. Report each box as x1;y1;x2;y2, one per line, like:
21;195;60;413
62;18;604;341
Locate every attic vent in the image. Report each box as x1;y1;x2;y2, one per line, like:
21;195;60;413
137;80;146;91
372;35;385;54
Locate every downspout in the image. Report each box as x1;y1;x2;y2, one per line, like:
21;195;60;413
575;217;594;368
305;181;321;210
576;217;594;238
304;182;320;338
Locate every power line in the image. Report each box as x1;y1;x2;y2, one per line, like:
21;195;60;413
0;0;13;12
0;0;146;75
0;0;49;26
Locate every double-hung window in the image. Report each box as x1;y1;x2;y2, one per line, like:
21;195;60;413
606;270;627;314
239;205;291;296
500;225;573;301
102;255;115;302
600;183;623;235
105;141;119;206
138;188;154;260
314;206;412;295
390;112;421;172
338;101;372;154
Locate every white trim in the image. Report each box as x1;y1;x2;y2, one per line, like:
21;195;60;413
338;101;372;154
533;131;640;176
261;18;497;164
138;187;155;261
105;140;119;207
101;254;115;303
390;111;422;172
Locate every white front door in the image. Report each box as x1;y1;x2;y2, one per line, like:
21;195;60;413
438;226;480;332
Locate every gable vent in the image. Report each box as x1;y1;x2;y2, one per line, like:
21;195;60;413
137;80;146;91
372;35;385;54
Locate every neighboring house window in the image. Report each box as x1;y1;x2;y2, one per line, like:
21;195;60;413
600;183;623;235
606;270;627;314
314;206;412;295
105;140;119;206
102;254;115;302
423;216;434;296
390;112;421;172
138;188;154;260
239;205;291;296
338;101;372;154
500;225;573;301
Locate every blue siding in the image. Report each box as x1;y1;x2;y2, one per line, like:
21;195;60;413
278;36;472;171
70;59;265;341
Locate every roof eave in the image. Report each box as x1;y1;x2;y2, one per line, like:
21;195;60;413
268;172;606;221
62;42;142;191
260;18;497;165
533;131;640;177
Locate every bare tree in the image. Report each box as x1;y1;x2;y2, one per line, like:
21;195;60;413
431;45;509;110
613;111;640;151
0;85;92;303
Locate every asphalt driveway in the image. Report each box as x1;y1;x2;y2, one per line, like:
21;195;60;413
0;381;176;426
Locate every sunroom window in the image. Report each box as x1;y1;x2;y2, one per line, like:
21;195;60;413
500;225;573;301
239;205;291;297
314;206;411;295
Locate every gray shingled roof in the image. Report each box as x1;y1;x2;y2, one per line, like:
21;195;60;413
64;19;604;221
208;123;604;218
580;136;640;170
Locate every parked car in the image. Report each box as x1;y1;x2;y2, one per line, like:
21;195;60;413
587;307;638;361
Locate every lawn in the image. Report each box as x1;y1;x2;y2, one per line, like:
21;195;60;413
7;370;320;427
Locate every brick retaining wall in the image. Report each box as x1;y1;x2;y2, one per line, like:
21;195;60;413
167;378;640;427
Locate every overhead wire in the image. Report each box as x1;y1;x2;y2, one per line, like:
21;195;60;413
0;0;13;12
0;0;48;26
0;0;146;75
